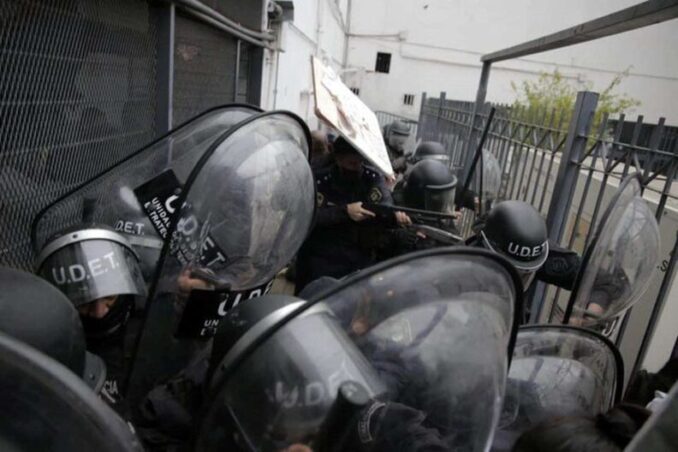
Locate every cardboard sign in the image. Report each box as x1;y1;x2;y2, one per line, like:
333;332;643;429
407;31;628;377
134;170;228;269
175;279;275;339
311;57;394;176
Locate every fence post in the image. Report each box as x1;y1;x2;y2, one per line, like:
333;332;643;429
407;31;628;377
629;230;678;379
435;92;446;142
461;61;492;184
530;90;599;322
153;2;175;135
417;92;427;140
545;91;599;241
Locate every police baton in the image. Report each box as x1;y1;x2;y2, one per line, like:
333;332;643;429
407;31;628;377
461;107;496;214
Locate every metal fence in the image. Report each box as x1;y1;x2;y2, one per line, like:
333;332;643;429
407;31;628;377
0;0;264;270
417;90;678;381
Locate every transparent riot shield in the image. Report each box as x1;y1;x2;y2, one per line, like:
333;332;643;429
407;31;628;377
197;248;523;452
124;111;315;405
627;382;678;451
457;150;502;237
473;150;502;216
31;104;262;282
0;331;142;452
493;325;622;451
562;174;660;327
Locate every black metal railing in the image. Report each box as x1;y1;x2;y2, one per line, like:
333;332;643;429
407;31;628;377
417;90;678;383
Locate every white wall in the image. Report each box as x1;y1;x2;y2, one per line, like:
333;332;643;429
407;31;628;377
261;0;349;129
264;0;678;372
344;0;678;123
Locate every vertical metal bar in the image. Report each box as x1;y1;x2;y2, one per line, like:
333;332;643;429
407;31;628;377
247;46;264;106
417;92;427;140
436;91;447;143
523;120;544;203
643;118;665;182
655;152;677;222
545;91;599;243
621;115;644;179
153;2;175;134
583;116;626;249
532;91;599;322
566;113;610;252
539;114;567;212
462;61;492;184
508;114;528;200
233;39;241;102
629;231;678;379
530;109;556;206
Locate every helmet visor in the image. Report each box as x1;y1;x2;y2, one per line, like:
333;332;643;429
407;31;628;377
388;134;408;152
205;308;386;450
424;186;456;214
38;233;146;308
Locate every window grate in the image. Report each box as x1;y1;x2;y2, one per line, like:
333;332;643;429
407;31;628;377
403;94;415;105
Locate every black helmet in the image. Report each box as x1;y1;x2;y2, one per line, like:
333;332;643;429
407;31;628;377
208;294;302;385
404;159;457;212
480;201;549;288
385;120;411;154
0;267;106;390
388;120;411;137
411;141;449;165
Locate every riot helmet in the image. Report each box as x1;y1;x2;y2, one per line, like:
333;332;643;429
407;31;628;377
480;201;548;289
0;267;106;391
36;226;146;340
411;141;450;166
385;120;411;154
0;331;142;451
196;248;523;451
403;159;457;213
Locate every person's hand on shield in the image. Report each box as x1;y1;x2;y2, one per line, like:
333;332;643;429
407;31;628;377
177;268;215;295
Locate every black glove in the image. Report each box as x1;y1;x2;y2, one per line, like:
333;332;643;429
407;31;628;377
335;401;448;452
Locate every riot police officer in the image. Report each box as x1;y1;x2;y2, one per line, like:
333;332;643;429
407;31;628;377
295;136;410;294
36;225;148;409
470;200;587;295
409;141;450;167
0;266;107;391
381;159;461;258
384;120;412;175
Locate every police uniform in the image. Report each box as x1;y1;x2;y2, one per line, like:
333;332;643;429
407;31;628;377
295;163;394;293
